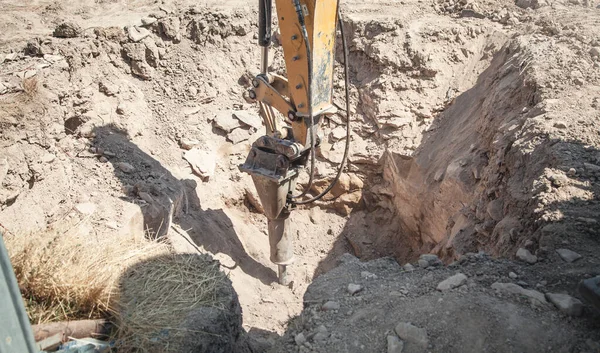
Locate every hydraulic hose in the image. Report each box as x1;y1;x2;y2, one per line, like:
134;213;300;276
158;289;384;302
290;0;316;199
292;10;351;205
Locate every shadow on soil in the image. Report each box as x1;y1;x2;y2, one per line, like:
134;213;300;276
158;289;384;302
92;125;278;286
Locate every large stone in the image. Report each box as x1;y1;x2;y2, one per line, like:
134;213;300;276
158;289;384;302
53;22;81;38
491;282;547;304
214;111;243;132
556;248;582;263
232;111;262;130
332;191;362;215
183;148;216;180
128;26;151;42
158;17;182;42
347;283;364;295
545;293;583;316
516;248;537;264
227;128;250;144
330;126;347;141
420;254;443;267
437;273;468;291
387;335;404;353
487;199;504;221
394;322;428;349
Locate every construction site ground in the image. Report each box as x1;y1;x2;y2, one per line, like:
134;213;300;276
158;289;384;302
1;0;600;352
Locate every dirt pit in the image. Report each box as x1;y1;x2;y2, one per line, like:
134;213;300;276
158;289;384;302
1;0;600;352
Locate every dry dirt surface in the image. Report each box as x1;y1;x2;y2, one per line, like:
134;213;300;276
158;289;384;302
1;0;600;351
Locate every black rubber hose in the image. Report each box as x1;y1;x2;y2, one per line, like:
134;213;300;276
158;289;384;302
290;0;316;199
258;0;272;47
292;10;351;205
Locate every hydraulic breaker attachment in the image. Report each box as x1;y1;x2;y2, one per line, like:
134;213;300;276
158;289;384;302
243;0;341;285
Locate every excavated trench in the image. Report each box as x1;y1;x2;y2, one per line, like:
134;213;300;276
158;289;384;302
4;1;593;351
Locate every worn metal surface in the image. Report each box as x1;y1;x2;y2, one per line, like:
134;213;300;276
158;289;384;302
274;0;340;146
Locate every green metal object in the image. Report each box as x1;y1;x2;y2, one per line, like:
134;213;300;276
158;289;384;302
0;232;38;353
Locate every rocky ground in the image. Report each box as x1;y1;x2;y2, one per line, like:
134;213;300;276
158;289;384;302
270;252;600;353
1;0;599;351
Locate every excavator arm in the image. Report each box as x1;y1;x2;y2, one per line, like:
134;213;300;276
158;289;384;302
240;0;348;285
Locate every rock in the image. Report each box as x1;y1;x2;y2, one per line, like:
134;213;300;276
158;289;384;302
418;259;430;268
232;111;263;130
553;121;567;129
180;138;200;150
214;111;243;132
556;248;582;263
227;128;250;144
295;332;307;346
141;17;157;26
128;26;151;42
130;60;154;80
584;162;600;172
332;191;361;216
53;22;81;38
41;153;56;163
122;42;154;80
516;248;537;264
330;126;347;141
591;47;600;58
245;187;264;213
117;162;136;173
347;283;363;295
394;322;428;349
331;173;351;197
98;80;120;96
75;202;96;215
545;293;583;316
509;272;518;279
487;199;504;221
313;325;329;342
403;263;415;272
437;273;468;291
419;254;443;267
349;174;364;190
387;335;404;353
188;86;198;96
158;17;182;42
321;301;340;311
491;282;547;304
183;148;216;180
361;271;377;279
3;53;18;62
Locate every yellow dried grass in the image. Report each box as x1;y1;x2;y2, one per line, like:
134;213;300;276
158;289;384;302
4;222;170;325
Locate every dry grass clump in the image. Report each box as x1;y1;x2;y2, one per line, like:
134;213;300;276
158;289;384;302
114;253;228;353
4;223;170;325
